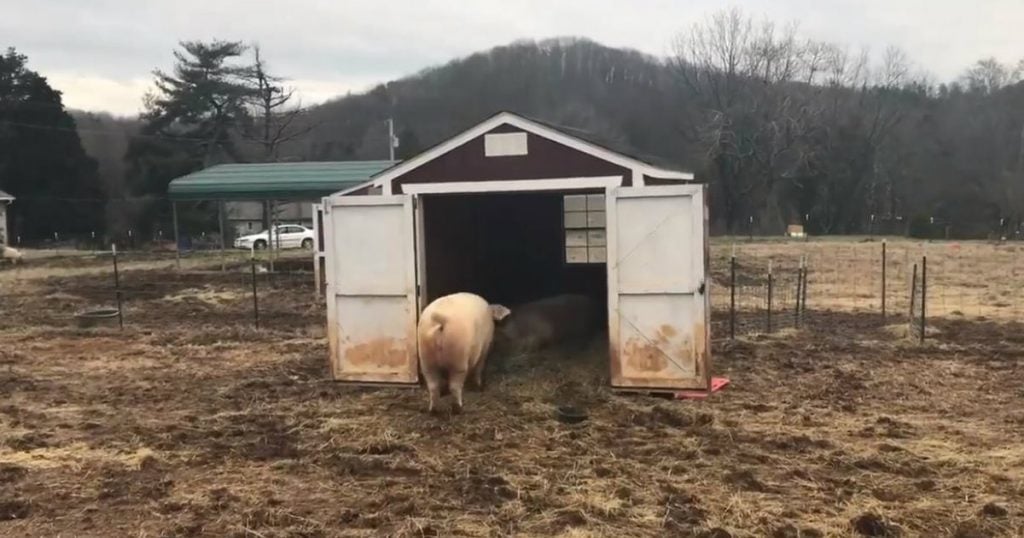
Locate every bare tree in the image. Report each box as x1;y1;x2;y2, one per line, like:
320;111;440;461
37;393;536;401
879;46;910;89
671;7;818;231
672;6;754;110
822;44;870;89
243;45;315;161
746;19;801;84
961;57;1021;94
800;40;831;85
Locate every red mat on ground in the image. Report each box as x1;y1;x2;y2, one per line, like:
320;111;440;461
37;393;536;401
674;377;730;400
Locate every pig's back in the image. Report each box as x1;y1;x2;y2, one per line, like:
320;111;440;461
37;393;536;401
419;292;494;369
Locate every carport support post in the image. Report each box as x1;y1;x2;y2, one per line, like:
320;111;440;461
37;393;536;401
269;200;276;277
262;200;274;280
251;247;260;329
274;201;282;252
171;201;180;271
218;201;226;272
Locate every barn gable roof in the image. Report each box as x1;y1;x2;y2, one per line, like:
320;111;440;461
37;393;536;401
336;111;693;196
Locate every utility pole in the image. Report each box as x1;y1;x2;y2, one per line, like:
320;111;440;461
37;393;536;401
387;118;398;161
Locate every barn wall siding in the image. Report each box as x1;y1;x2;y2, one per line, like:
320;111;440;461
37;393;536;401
393;124;631;193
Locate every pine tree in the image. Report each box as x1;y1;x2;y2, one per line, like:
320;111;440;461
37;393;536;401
0;47;103;240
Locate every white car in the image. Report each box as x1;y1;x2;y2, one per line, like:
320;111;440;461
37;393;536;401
234;224;315;250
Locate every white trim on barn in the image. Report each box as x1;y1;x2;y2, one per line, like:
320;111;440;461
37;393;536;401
332;181;381;197
400;176;623;195
366;112;693;195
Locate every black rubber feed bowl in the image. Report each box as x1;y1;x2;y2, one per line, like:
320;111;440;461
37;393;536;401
75;308;120;328
556;406;588;424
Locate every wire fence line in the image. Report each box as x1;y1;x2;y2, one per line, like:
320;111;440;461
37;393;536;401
5;236;1021;341
0;246;320;333
709;239;1022;340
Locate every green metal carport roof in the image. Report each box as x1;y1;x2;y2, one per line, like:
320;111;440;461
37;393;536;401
167;160;398;201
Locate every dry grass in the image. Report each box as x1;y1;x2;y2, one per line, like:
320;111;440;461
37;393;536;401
160;287;245;305
0;239;1023;536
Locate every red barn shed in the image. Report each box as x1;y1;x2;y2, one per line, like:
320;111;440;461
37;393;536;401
321;111;710;393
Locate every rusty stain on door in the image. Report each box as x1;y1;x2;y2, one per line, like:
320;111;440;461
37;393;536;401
324;195;420;385
343;337;408;369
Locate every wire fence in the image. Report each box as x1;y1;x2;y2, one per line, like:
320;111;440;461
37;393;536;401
4;236;1022;342
0;248;321;334
5;232;225;256
708;239;1020;340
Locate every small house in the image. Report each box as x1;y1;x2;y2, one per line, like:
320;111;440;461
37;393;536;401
320;112;711;393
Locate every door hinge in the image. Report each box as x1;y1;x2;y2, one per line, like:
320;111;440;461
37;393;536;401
697;280;706;295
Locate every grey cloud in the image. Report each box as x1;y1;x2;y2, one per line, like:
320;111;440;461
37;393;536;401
2;0;1021;114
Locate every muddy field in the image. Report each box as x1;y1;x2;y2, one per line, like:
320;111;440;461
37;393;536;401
1;244;1024;537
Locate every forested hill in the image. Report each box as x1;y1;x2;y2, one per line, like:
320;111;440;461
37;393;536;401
298;38;687;172
292;36;1024;237
58;32;1024;238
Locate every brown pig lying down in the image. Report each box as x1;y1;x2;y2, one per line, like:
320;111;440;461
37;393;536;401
493;293;599;356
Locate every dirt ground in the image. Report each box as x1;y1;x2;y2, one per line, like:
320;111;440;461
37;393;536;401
1;243;1023;537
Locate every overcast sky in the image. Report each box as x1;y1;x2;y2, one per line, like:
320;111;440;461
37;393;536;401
4;0;1021;116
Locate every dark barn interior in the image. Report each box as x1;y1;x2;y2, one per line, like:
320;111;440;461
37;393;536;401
421;191;607;323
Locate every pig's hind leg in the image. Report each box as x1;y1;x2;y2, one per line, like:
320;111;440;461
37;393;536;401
472;339;494;391
422;366;445;414
448;369;469;414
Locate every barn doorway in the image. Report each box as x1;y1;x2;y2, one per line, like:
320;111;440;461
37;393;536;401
418;190;610;372
419;191;607;308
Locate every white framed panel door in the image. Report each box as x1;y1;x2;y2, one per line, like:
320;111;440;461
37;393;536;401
606;184;710;390
324;195;419;384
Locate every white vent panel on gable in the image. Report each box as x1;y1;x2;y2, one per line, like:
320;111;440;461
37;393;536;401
484;132;528;157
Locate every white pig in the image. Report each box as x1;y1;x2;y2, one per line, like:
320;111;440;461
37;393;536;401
494;293;598;355
1;246;23;265
417;292;510;414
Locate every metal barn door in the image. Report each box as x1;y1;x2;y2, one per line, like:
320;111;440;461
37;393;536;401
606;184;710;391
324;196;419;384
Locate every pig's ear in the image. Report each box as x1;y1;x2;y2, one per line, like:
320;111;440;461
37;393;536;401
489;304;511;321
